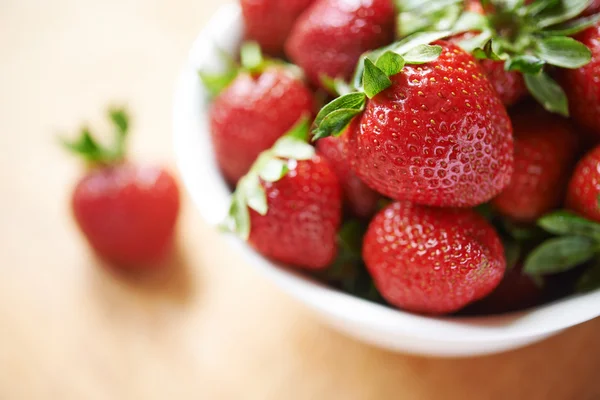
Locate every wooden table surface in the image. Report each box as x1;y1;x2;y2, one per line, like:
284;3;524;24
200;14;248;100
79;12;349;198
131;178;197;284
1;1;599;399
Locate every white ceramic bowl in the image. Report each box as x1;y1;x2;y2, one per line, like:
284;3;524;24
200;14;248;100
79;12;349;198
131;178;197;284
173;3;600;357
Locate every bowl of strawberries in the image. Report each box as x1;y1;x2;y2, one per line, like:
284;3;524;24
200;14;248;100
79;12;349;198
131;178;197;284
174;0;600;357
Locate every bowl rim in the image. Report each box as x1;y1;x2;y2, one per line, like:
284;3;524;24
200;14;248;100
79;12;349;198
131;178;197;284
173;2;600;343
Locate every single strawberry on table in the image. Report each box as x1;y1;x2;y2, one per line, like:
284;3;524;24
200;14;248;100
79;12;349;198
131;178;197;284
223;117;342;269
286;0;395;88
491;106;579;223
203;43;315;185
314;36;514;207
241;0;315;56
363;201;506;315
316;122;381;218
62;109;180;269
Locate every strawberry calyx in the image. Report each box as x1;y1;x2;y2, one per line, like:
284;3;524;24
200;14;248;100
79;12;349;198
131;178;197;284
403;0;600;116
221;115;316;240
523;207;600;292
61;108;129;165
199;41;303;98
311;31;447;140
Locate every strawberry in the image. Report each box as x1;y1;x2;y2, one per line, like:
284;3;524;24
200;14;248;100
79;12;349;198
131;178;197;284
316;122;380;218
401;0;596;116
203;43;315;185
562;24;600;134
315;38;513;207
223;118;342;269
363;202;506;315
241;0;315;55
566;144;600;222
63;109;180;268
492;107;579;223
285;0;395;87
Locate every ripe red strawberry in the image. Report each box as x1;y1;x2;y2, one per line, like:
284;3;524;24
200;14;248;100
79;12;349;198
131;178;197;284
584;0;600;15
64;110;180;268
468;263;542;314
363;202;506;315
563;24;600;134
210;64;314;185
492;108;579;222
337;41;513;207
286;0;395;87
224;118;342;269
566;144;600;223
316;122;380;218
241;0;315;55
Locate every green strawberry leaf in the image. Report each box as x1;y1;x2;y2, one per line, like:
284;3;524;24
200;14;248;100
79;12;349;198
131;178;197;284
524;236;596;276
313;108;364;140
240;174;269;215
257;158;289;183
452;11;490;33
545;13;600;35
240;41;264;73
314;92;367;127
458;30;493;53
472;39;502;60
272;138;315;161
535;36;592;68
538;210;600;242
535;0;590;28
392;30;452;55
524;71;569;116
597;193;600;209
363;58;392;98
524;0;561;16
397;1;461;37
576;259;600;293
402;44;443;64
505;55;546;73
375;51;405;77
61;107;130;164
198;70;238;98
226;190;251;240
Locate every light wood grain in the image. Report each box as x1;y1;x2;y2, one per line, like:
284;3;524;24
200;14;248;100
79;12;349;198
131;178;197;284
0;1;599;399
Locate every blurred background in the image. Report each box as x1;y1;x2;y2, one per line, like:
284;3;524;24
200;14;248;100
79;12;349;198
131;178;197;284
1;0;600;399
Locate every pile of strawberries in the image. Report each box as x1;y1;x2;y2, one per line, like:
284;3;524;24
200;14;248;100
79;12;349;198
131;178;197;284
203;0;600;315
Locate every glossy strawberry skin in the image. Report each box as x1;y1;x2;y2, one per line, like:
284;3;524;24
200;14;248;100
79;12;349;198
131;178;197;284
316;126;380;218
347;41;513;207
248;155;342;269
286;0;395;87
72;164;180;268
241;0;315;55
566;145;600;223
492;110;579;223
563;25;600;135
363;202;506;315
479;59;527;106
210;67;314;185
